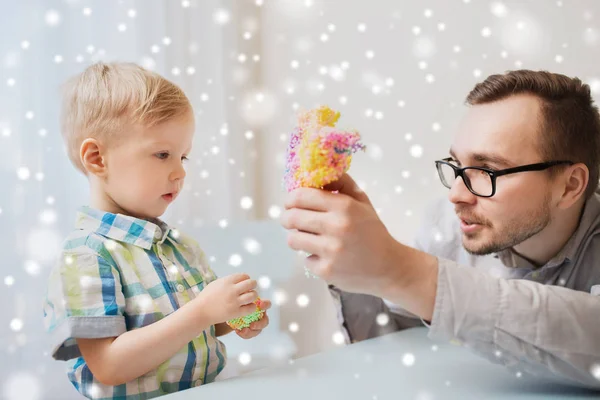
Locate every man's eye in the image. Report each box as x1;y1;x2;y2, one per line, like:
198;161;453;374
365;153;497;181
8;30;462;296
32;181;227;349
156;152;169;160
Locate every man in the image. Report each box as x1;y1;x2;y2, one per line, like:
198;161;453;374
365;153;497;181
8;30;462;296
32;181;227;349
281;70;600;389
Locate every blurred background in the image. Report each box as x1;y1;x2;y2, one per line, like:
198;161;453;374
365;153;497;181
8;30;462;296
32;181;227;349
1;0;599;398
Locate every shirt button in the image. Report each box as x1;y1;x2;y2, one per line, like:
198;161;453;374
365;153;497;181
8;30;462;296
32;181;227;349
154;228;162;240
177;284;185;293
194;380;202;387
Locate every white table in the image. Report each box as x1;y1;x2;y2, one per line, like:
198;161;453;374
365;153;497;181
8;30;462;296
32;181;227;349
165;327;599;399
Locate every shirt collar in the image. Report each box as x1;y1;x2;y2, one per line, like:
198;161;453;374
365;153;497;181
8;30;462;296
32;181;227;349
75;206;173;250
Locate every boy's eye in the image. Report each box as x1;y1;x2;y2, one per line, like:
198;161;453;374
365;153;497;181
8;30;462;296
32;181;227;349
156;152;169;160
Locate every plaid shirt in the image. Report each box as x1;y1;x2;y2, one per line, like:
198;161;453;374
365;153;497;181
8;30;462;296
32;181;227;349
43;206;227;399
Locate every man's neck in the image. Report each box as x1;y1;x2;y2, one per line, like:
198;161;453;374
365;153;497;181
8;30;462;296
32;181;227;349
512;201;585;267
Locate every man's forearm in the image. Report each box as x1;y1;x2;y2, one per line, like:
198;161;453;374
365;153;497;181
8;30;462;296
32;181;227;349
377;242;439;321
85;297;212;386
430;258;600;389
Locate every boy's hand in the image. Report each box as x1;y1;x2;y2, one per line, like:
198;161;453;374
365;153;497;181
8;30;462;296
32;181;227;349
235;300;271;339
196;273;258;325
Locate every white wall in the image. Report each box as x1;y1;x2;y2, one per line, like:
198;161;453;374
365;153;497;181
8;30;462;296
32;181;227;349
2;1;600;399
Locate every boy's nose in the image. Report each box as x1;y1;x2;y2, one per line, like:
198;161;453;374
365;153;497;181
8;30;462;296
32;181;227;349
170;162;186;181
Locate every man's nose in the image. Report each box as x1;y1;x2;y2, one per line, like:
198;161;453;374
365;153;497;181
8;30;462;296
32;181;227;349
448;175;477;205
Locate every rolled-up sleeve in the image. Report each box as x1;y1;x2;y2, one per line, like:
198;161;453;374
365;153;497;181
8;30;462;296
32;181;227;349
429;257;600;389
43;252;127;361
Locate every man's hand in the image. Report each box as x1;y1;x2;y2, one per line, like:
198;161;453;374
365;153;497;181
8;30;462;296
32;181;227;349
281;173;438;320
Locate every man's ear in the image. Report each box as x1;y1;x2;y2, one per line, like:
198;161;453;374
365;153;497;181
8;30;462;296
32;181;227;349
80;138;107;177
558;163;588;209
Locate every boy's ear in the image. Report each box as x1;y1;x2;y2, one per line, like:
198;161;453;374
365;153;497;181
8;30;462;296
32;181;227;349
80;138;107;177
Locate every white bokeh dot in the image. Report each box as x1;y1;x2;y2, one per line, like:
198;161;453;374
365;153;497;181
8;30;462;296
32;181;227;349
10;318;23;332
413;36;436;58
228;254;243;267
402;353;415;366
590;363;600;380
213;9;230;25
240;196;253;210
376;313;389;326
4;276;15;286
45;9;61;26
268;205;281;219
296;294;310;307
491;2;508;17
24;260;41;276
243;238;262;255
80;275;93;288
332;331;346;345
17;167;30;180
410;145;423;158
258;276;271;289
289;322;299;333
367;144;383;160
238;352;251;365
39;209;57;225
273;289;287;305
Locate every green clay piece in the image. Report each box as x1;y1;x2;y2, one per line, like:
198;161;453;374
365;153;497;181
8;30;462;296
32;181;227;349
227;309;265;330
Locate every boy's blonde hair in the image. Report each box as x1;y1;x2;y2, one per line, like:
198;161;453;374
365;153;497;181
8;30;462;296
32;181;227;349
60;62;192;174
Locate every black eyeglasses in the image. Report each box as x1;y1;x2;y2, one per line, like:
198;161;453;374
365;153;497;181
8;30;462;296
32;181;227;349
435;157;574;197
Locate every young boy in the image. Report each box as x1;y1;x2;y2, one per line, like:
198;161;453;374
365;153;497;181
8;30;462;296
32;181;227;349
43;62;271;399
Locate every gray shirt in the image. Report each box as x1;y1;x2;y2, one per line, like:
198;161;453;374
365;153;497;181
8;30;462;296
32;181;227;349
330;189;600;389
